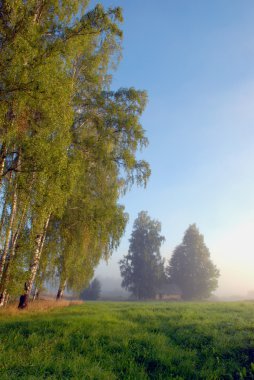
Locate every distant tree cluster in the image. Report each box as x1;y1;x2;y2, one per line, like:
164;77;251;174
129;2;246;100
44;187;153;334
80;278;101;301
0;1;150;308
120;213;219;300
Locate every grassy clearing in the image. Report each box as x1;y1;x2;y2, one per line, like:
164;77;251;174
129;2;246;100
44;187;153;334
1;301;254;379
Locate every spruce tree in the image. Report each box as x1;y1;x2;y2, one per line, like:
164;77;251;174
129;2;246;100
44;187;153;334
167;224;220;300
120;211;165;300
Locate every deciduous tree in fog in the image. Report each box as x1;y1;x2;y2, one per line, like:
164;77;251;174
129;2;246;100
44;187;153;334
119;211;165;299
167;224;219;300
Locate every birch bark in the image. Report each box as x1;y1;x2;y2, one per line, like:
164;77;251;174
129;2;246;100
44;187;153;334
0;205;28;306
0;181;18;282
25;214;51;296
0;194;8;248
18;214;51;308
56;279;67;300
33;0;45;23
0;143;7;188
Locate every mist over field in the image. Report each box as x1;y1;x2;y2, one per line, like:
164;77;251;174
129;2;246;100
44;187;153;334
96;219;254;300
91;0;254;301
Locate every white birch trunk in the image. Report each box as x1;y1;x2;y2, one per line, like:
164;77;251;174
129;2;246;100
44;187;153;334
0;143;6;187
32;287;38;302
0;148;21;281
0;195;8;248
25;214;51;296
33;0;45;23
0;205;28;306
0;289;7;307
0;182;18;282
56;279;67;300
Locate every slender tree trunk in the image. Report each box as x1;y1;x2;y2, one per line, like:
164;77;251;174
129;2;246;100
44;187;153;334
27;214;51;295
0;289;7;307
0;143;7;187
5;293;9;305
33;0;45;23
18;214;50;308
0;148;21;281
56;279;67;300
0;181;18;282
0;194;8;247
0;205;28;306
33;268;46;302
32;287;39;302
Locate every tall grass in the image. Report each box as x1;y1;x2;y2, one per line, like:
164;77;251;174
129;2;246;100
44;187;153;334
0;301;254;379
0;300;83;316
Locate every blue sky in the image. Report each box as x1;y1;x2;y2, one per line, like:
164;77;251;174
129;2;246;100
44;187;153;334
95;1;254;296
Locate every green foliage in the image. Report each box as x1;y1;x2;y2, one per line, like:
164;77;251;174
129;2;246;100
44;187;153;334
0;0;150;301
46;161;128;293
80;278;101;300
1;302;254;379
120;211;165;300
167;224;220;300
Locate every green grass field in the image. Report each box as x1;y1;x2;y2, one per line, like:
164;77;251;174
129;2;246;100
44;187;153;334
1;302;254;379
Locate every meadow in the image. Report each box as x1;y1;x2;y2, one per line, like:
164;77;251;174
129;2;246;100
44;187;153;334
1;301;254;379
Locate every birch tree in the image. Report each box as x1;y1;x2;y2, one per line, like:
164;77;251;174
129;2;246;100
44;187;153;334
0;1;151;306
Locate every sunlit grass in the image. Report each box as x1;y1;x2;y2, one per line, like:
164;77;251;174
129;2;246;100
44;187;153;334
0;299;83;316
1;301;254;379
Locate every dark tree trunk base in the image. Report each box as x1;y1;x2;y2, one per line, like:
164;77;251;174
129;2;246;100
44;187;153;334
0;293;4;307
18;294;28;309
56;289;63;300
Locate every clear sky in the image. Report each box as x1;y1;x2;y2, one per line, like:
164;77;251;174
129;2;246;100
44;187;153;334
94;0;254;297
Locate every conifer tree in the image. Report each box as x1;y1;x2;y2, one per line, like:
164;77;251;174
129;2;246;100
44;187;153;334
120;212;165;300
167;224;220;300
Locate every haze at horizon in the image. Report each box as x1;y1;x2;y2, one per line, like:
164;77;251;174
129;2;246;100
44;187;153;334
95;0;254;297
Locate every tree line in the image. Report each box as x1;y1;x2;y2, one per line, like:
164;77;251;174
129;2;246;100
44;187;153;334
120;212;220;300
0;1;150;308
